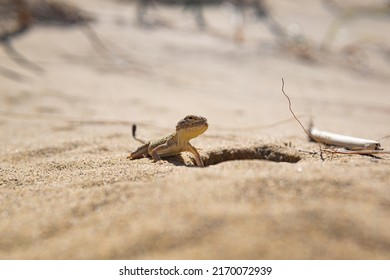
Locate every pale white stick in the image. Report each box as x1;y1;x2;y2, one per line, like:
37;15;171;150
309;127;382;150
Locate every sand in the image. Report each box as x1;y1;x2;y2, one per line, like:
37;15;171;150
1;0;390;259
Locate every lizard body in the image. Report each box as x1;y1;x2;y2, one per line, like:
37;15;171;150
127;115;208;167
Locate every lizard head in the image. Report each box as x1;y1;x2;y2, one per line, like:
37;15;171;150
176;115;208;138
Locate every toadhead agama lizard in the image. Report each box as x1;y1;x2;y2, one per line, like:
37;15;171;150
127;115;208;167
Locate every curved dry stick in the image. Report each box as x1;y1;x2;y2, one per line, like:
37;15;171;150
281;78;325;160
377;135;390;142
282;78;390;160
281;79;310;136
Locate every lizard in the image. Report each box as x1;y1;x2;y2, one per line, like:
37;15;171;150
127;115;208;167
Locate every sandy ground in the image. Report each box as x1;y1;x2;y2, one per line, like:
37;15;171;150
1;0;390;259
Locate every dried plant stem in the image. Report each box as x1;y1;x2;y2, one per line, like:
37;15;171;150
322;149;390;155
309;127;381;150
377;135;390;142
281;78;389;159
281;78;325;160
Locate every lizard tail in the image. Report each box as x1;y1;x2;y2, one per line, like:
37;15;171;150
132;124;147;144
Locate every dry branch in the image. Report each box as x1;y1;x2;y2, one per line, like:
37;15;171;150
281;78;389;158
309;127;382;151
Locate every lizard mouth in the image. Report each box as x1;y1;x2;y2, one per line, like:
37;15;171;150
182;122;208;133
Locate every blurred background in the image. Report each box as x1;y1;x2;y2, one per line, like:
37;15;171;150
1;0;390;147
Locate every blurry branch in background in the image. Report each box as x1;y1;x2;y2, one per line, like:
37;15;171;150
0;63;28;81
132;0;223;29
226;0;286;44
136;0;156;27
0;0;92;80
32;0;134;67
0;0;36;80
28;0;93;25
320;0;390;50
33;0;140;69
26;0;103;58
0;0;133;82
0;0;32;41
2;0;387;82
125;0;286;44
2;39;43;72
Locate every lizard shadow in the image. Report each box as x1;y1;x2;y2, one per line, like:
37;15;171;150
160;155;206;168
163;155;191;166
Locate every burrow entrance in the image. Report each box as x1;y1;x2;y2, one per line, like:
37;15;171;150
201;144;301;166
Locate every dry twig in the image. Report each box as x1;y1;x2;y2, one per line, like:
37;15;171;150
281;78;389;159
281;78;325;160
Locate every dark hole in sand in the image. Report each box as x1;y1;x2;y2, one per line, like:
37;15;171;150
200;144;301;166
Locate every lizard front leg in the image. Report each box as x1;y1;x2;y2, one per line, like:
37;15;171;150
186;143;204;167
149;143;172;162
